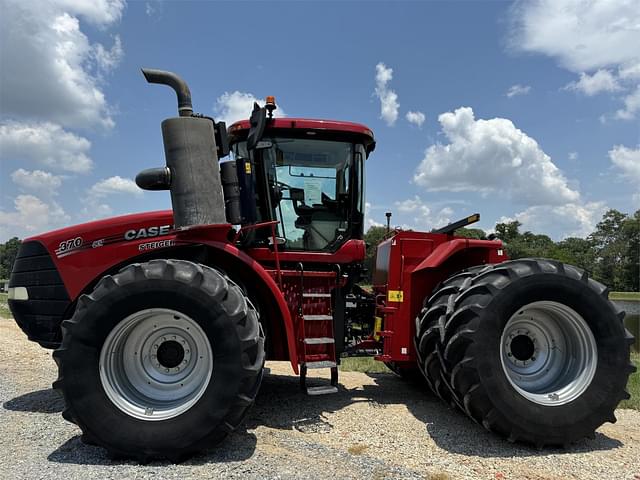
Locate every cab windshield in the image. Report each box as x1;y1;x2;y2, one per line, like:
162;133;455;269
232;137;364;251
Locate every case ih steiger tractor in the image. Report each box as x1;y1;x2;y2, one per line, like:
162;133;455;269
8;69;635;462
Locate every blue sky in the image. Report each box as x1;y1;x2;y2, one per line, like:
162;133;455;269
1;0;639;242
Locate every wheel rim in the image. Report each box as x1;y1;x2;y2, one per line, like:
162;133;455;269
99;308;213;421
499;301;597;406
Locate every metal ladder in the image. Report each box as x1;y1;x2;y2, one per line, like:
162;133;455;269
297;263;339;395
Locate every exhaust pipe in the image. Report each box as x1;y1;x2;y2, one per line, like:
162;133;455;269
139;68;226;228
141;68;193;117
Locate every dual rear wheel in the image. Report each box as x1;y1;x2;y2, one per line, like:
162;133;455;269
415;259;635;447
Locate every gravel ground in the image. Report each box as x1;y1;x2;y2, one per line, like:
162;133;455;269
1;316;639;480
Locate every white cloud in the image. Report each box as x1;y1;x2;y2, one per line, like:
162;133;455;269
405;111;425;127
93;35;124;74
509;0;640;73
510;0;640;119
395;196;453;230
413;107;580;206
374;63;400;126
0;195;70;241
568;151;578;161
89;176;142;197
364;202;384;229
506;84;531;97
0;121;93;173
564;70;621;96
214;91;286;126
615;86;640;120
502;202;607;240
608;145;640;183
0;0;124;129
11;169;63;194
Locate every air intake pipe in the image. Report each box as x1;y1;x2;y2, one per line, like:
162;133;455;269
137;68;227;228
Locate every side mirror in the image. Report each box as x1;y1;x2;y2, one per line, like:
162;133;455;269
247;102;267;150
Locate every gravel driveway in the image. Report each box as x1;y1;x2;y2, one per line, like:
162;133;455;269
1;316;639;480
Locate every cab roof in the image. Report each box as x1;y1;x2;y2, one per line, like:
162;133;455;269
228;117;375;151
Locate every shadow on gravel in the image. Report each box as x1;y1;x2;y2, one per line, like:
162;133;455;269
247;371;623;458
18;368;621;465
48;431;258;466
3;388;64;413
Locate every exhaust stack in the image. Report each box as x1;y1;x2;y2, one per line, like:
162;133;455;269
138;68;227;228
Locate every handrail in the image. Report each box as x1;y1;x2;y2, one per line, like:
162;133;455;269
233;220;282;287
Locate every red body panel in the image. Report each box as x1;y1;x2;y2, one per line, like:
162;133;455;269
373;231;506;365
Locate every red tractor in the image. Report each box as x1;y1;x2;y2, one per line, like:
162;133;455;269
8;69;635;461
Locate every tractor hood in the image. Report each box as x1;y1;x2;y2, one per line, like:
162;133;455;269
25;210;176;256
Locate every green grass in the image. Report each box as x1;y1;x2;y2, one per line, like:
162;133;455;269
0;293;10;319
620;352;640;411
340;356;390;373
609;291;640;301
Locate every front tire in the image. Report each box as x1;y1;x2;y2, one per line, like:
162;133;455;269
53;259;265;462
416;259;636;447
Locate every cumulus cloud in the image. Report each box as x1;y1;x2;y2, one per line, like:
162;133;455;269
608;145;640;182
564;70;621;96
374;63;399;126
615;86;640;120
413;107;580;206
405;111;425;127
0;122;93;173
501;202;608;240
510;0;640;119
0;0;125;129
395;196;453;230
11;169;63;194
89;176;142;197
214;91;286;126
506;84;531;97
568;151;578;161
0;195;70;241
364;202;384;229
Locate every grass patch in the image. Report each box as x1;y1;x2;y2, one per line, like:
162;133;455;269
609;291;640;301
620;351;640;411
340;356;390;373
0;293;11;319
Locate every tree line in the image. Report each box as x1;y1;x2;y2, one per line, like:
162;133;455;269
364;209;639;292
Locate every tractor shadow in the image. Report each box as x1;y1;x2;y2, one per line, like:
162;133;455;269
248;369;623;459
7;368;623;465
3;388;65;413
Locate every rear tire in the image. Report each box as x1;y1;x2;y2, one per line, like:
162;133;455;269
53;259;265;462
416;259;636;447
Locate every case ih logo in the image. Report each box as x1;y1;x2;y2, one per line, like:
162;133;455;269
124;225;172;241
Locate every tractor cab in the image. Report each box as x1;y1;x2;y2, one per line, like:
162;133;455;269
227;112;375;252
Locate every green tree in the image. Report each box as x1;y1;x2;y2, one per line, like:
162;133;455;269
363;226;388;283
588;209;629;290
620;210;639;291
456;227;487;240
0;237;22;279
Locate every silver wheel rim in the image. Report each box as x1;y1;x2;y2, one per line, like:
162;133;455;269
499;301;597;406
99;308;213;421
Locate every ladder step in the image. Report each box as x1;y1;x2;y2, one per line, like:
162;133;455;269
304;360;337;369
303;293;332;298
307;385;338;395
303;314;333;321
303;337;335;345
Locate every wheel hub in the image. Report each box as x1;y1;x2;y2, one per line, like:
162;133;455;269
156;340;185;368
499;301;597;406
99;308;213;421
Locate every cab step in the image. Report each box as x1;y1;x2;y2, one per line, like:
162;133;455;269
303;337;335;345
